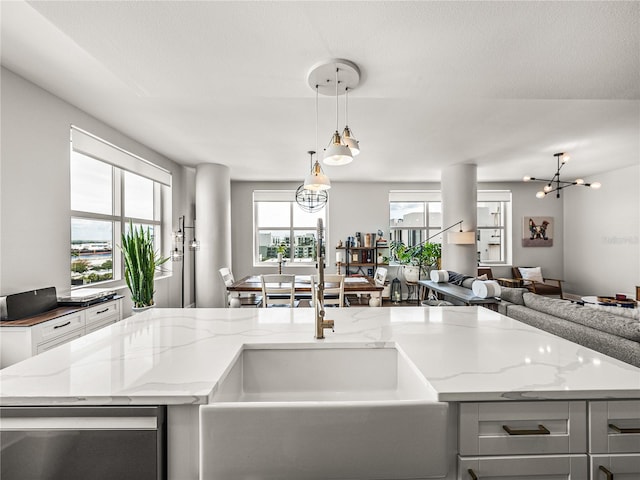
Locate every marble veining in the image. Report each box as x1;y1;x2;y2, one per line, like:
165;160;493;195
1;306;639;405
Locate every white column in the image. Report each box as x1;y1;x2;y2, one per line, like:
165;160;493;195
195;163;231;307
441;164;477;276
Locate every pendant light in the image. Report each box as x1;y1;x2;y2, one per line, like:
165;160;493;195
303;85;331;191
304;150;331;191
323;66;353;166
341;87;360;156
296;85;329;212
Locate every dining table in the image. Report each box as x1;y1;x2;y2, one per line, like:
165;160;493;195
226;275;384;307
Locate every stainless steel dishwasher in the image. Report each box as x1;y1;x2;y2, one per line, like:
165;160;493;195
0;406;166;480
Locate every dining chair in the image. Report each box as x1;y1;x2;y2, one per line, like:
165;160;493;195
311;274;345;308
219;267;261;307
260;274;297;308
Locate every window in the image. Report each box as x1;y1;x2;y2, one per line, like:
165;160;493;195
388;190;512;265
70;127;171;287
253;191;326;266
389;191;443;247
477;191;511;265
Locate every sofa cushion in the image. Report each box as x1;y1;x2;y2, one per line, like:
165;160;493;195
499;287;527;306
508;305;640;367
523;293;640;342
519;267;543;283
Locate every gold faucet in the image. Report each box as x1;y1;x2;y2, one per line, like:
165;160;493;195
315;218;334;339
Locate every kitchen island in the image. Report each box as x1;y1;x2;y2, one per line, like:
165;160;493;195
2;306;639;479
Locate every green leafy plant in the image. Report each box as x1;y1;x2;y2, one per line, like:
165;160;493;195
120;223;169;308
389;240;442;276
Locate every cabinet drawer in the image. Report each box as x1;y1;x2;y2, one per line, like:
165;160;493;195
459;401;587;456
458;454;587;479
85;301;120;327
590;454;640;479
36;329;84;354
37;312;84;343
590;401;640;454
85;316;116;334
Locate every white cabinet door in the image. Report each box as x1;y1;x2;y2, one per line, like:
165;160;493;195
460;401;587;456
590;401;640;454
590;454;640;479
36;328;84;354
85;300;120;330
458;454;587;479
33;312;84;345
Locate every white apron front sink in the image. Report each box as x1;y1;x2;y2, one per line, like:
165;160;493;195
200;344;448;480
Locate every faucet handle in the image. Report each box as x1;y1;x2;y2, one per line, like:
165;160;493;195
324;319;335;332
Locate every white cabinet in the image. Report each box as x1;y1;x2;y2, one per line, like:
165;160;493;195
458;401;588;479
458;454;587;479
589;400;640;479
459;401;587;456
0;298;122;368
458;400;640;480
85;300;120;334
589;400;640;454
590;454;640;479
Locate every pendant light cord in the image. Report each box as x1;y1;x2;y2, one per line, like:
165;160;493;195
335;67;339;131
345;87;349;126
315;84;319;163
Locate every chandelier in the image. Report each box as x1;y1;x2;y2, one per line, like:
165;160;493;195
523;152;601;198
307;59;361;165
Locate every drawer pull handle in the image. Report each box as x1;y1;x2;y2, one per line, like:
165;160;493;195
609;423;640;434
96;308;109;314
53;321;71;329
467;468;478;480
599;465;614;480
502;424;550;435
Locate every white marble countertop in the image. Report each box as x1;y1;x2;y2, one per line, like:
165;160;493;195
1;306;639;405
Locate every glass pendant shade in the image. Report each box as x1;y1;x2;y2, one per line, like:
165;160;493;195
323;131;353;166
304;160;331;191
341;126;360;156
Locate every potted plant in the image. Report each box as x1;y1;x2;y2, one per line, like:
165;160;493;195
389;240;441;283
120;223;169;312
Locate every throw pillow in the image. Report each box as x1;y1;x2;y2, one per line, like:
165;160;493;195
519;267;543;283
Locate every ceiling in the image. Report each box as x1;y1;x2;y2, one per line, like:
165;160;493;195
2;1;638;183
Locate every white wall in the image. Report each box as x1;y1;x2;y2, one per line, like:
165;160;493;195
0;67;194;314
564;163;640;295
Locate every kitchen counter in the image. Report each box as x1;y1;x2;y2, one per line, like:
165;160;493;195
2;306;639;405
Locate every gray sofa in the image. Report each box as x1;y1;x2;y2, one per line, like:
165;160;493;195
499;287;640;368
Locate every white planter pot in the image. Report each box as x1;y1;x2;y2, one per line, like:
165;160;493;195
132;304;155;315
403;265;420;283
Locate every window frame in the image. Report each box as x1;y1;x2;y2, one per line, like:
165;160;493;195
70;128;169;289
388;190;512;266
253;190;327;267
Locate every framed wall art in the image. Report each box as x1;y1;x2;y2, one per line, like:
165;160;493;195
522;216;553;247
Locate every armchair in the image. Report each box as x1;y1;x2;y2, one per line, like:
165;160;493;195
512;266;563;298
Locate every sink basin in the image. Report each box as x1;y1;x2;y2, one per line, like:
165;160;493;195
200;344;448;479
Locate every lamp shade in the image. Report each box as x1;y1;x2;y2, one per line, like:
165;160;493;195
448;231;476;244
323;132;353;166
341;126;360;156
304;161;331;191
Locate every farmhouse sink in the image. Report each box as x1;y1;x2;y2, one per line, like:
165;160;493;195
200;344;449;479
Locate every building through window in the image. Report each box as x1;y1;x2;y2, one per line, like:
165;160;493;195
253;190;327;266
389;190;511;265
